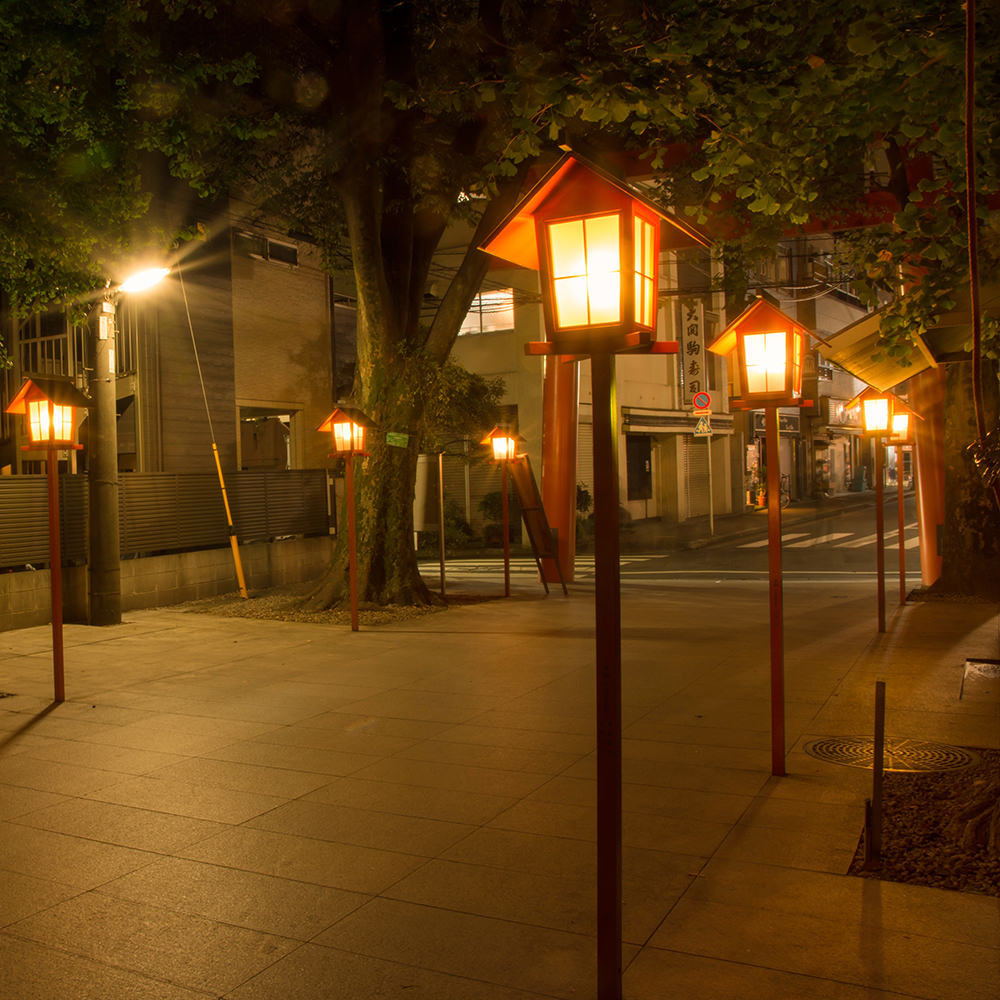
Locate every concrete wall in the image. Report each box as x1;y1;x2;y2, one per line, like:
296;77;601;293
0;535;333;632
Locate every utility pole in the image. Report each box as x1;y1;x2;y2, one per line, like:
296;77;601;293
87;297;121;625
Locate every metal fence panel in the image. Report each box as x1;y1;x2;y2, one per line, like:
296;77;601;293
0;469;329;568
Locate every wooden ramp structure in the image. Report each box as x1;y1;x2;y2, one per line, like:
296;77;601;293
508;455;568;596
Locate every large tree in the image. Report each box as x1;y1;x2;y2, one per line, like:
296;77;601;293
0;0;161;343
5;1;996;602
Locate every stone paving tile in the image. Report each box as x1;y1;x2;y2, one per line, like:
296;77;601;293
648;895;998;1000
82;774;284;825
145;755;331;798
392;737;581;775
0;783;66;821
0;869;81;927
13;798;228;854
201;739;377;776
623;947;924;1000
348;755;553;799
18;740;186;776
303;775;518;826
178;826;426;894
226;941;545;1000
247;798;475;857
0;755;126;796
248;722;416;756
315;897;625;999
0;934;209;1000
6;892;298;996
0;822;156;889
100;856;367;940
433;721;595;755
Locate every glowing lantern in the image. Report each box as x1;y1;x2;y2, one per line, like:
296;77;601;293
708;298;810;406
6;377;89;448
318;405;372;456
891;413;911;440
482;426;521;462
480;154;709;355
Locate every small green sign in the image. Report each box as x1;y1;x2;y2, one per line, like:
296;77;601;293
386;431;409;448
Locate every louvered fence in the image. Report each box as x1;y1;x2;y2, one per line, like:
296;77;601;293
0;470;330;568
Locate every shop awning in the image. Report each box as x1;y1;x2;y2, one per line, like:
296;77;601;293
814;281;1000;391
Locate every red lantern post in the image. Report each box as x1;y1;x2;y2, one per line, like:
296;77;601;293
480;153;710;1000
709;298;813;778
318;406;372;632
6;377;89;702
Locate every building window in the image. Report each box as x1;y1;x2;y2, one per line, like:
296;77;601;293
459;288;515;336
234;231;299;267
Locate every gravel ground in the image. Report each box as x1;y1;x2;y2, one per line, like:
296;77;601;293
849;748;1000;897
175;582;489;627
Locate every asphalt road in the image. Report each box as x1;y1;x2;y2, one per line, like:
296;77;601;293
423;495;923;589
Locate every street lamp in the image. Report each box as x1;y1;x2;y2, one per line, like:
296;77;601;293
481;152;710;1000
318;405;372;632
6;376;89;702
848;388;919;630
482;426;523;597
88;265;170;626
709;297;813;778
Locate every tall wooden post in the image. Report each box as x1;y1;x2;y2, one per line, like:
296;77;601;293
765;406;786;777
46;423;65;704
897;453;907;605
591;352;622;1000
501;459;511;597
875;442;886;633
346;456;359;632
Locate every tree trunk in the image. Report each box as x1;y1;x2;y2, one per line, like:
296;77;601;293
933;359;1000;598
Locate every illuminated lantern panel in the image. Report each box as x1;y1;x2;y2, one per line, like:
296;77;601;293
332;421;366;455
491;435;517;461
634;215;656;329
863;397;891;433
743;331;789;396
548;214;622;329
27;400;74;445
892;413;910;439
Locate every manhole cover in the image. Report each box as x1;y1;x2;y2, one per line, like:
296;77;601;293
804;737;977;772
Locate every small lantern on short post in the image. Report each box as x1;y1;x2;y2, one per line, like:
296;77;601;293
6;377;89;702
709;298;814;778
318;405;373;632
482;427;523;597
849;389;920;626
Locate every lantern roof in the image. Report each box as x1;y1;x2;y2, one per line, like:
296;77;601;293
5;376;90;415
316;404;374;433
480;153;711;270
480;425;524;445
708;297;815;358
844;386;922;419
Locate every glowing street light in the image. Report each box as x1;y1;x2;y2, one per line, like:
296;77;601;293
709;298;813;778
88;264;172;626
6;377;89;702
318;405;373;632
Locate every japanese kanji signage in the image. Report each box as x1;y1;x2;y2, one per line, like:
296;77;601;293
678;298;706;408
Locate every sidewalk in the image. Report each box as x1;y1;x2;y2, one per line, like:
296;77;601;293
1;576;997;998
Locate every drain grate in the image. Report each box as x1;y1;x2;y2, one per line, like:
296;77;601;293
804;737;977;773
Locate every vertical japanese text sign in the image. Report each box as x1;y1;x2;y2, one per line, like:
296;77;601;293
678;298;706;408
